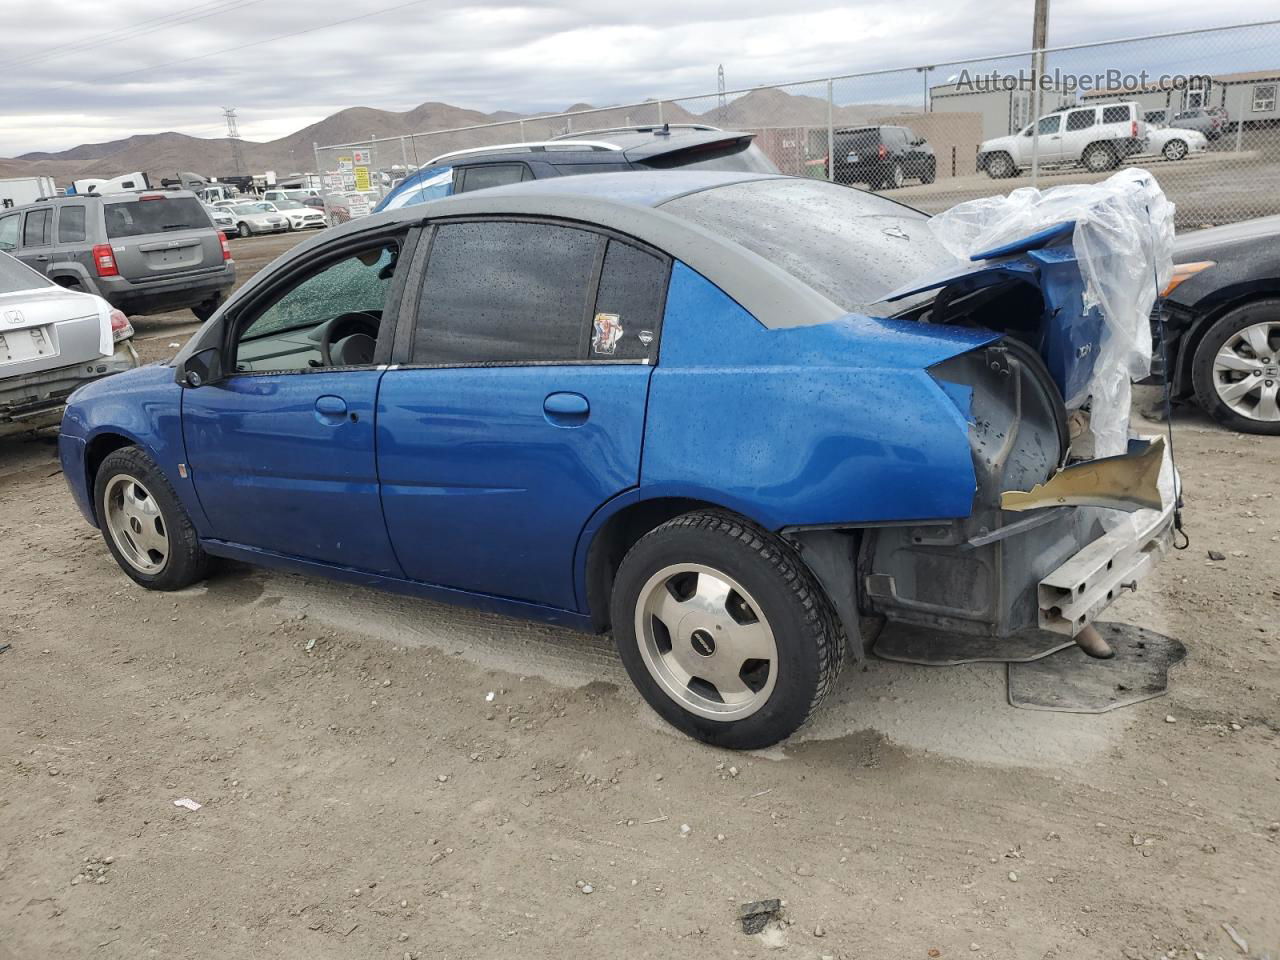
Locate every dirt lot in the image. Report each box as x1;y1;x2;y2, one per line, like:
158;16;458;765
2;232;1279;960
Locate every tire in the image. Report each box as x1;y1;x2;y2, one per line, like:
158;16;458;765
920;160;936;184
1083;143;1118;172
984;152;1015;179
1190;298;1280;435
237;222;251;238
609;511;843;750
887;161;904;189
1162;139;1188;161
94;446;210;590
191;294;223;322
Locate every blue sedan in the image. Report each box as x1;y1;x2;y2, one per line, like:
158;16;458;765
59;172;1175;748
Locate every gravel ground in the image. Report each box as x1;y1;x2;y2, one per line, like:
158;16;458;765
1;231;1278;960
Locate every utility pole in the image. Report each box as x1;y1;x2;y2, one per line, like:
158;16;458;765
1029;0;1050;186
223;107;245;176
717;64;726;116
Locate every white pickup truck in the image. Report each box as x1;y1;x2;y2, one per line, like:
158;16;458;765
978;102;1149;178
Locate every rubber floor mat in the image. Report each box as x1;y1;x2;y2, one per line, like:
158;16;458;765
874;621;1075;665
1007;622;1186;713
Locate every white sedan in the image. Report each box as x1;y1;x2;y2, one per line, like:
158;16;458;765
0;252;137;438
265;199;328;231
1143;125;1210;162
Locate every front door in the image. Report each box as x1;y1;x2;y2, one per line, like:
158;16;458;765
377;219;668;610
182;235;409;575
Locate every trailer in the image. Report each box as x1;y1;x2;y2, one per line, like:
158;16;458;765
1;176;57;209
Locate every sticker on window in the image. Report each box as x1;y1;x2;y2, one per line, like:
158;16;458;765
592;312;624;355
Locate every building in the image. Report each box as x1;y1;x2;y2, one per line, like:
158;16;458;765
1080;70;1280;125
929;75;1075;140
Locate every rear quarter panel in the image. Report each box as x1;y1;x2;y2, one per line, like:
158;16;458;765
641;263;995;529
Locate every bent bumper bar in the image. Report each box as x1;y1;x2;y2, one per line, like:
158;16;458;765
1035;441;1177;636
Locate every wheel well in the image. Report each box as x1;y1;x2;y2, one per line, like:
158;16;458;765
583;497;739;633
51;275;83;289
84;433;136;521
1174;291;1280;396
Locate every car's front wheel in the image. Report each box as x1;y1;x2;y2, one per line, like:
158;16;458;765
237;222;251;238
1191;299;1280;434
610;511;842;749
984;152;1015;178
1162;138;1188;161
94;447;209;590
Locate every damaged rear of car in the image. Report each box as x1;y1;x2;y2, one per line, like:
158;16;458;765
661;173;1178;667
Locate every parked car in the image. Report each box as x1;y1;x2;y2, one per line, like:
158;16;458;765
826;125;936;190
228;201;289;237
1;251;137;437
1152;215;1280;434
263;188;320;204
978;102;1148;178
59;172;1175;748
375;123;779;212
1141;123;1210;162
204;204;238;237
0;191;235;321
260;199;327;231
1171;107;1224;140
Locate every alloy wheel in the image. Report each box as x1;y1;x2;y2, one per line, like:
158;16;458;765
1212;320;1280;422
103;474;170;575
634;563;778;721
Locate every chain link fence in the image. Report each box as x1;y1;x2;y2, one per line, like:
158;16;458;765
315;19;1280;230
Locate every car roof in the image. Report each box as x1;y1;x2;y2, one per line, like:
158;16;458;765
429;128;758;168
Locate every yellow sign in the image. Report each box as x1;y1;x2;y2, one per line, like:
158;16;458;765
353;166;371;191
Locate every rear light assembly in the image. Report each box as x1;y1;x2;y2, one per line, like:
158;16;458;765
219;233;232;261
92;243;119;277
108;308;134;342
1131;120;1138;138
878;144;888;159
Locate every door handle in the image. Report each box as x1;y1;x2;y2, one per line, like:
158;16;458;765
543;391;589;425
314;395;348;420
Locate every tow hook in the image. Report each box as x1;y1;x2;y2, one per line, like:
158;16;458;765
1074;624;1115;660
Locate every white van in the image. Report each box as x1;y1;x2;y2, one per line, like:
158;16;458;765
977;102;1148;178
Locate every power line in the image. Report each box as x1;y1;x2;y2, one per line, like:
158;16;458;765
108;0;437;81
12;0;270;68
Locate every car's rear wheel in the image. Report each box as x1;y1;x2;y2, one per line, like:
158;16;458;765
237;222;251;238
1162;138;1189;161
984;152;1015;178
610;511;842;749
920;160;936;184
94;447;209;590
1191;299;1280;435
191;294;223;322
1083;143;1118;172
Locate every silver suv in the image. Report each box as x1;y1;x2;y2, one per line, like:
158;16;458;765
0;190;235;321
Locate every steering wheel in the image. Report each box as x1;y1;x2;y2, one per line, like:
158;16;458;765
319;311;381;367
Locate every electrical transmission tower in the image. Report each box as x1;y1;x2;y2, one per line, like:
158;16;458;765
223;107;245;175
717;64;726;113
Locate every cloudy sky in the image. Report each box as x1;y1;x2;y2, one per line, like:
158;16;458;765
1;0;1269;154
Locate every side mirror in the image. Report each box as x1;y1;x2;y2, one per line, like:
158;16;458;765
177;346;223;388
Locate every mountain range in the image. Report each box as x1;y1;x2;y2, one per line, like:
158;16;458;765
1;91;909;183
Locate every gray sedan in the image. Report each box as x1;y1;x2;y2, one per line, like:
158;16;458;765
229;202;289;238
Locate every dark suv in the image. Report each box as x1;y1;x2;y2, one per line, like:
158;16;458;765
0;190;235;320
375;124;780;212
828;125;935;190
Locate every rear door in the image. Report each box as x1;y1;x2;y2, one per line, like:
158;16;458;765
1060;107;1098;162
102;195;223;283
16;207;53;276
376;219;667;610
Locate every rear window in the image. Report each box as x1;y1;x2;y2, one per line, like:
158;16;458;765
836;129;881;149
23;209;51;246
104;197;210;238
639;140;779;174
0;252;52;293
1102;105;1131;124
661;178;957;315
58;206;87;242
